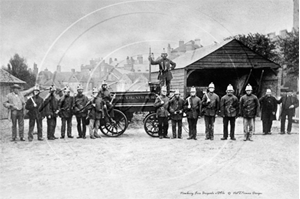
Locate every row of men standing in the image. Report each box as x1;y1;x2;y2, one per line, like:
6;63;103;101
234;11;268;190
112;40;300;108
3;83;113;141
154;83;298;141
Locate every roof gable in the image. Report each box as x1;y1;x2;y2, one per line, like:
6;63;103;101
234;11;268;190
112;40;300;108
0;69;26;84
152;39;280;72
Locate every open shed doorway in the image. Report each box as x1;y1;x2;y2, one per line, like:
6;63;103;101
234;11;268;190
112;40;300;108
187;68;259;97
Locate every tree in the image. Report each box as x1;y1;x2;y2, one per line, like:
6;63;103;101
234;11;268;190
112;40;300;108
277;29;299;77
5;54;36;89
230;33;279;62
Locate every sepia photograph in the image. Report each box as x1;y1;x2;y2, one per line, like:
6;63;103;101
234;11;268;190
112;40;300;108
0;0;299;198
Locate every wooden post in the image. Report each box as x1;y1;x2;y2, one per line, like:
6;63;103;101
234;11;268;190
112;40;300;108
183;69;187;98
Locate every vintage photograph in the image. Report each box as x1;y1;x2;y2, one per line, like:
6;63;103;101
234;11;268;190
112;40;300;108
0;0;299;198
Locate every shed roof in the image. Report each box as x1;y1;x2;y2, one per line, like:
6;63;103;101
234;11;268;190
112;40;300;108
152;39;280;72
0;69;26;84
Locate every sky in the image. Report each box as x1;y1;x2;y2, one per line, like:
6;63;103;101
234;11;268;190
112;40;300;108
0;0;295;73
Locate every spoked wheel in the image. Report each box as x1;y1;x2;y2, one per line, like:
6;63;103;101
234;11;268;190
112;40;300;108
144;113;159;137
99;109;128;137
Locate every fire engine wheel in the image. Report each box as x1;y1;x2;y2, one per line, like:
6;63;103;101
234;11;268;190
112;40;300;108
100;109;128;137
144;113;159;137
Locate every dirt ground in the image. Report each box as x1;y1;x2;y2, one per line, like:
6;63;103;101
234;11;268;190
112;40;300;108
0;115;298;199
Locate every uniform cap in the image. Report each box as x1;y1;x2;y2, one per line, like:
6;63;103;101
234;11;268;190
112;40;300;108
161;48;168;56
77;84;83;90
174;89;180;95
208;82;215;88
226;84;234;91
161;86;167;92
11;84;21;89
266;89;271;94
245;84;252;91
190;87;196;92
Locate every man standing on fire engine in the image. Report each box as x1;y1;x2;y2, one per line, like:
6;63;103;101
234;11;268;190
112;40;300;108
149;49;176;96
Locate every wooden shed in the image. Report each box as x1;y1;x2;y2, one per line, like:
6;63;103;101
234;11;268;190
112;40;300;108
0;69;26;119
150;39;280;98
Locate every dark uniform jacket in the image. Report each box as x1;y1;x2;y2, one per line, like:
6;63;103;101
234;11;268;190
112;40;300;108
40;94;58;118
277;94;299;116
58;95;73;118
239;94;260;118
184;96;201;119
100;89;112;102
25;95;44;119
259;95;277;120
202;92;220;116
150;58;176;81
87;97;104;120
220;94;239;117
169;97;185;120
73;94;89;117
154;95;169;117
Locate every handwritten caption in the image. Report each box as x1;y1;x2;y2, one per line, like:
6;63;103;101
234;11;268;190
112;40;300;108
180;191;262;196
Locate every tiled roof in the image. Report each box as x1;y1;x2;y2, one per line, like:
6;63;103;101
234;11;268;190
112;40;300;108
152;39;280;72
0;69;26;84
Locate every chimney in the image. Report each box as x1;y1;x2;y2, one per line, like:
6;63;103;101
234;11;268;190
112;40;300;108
167;44;171;55
33;63;38;75
267;32;276;39
186;42;193;51
56;65;61;72
130;57;134;64
279;29;288;38
137;55;143;64
71;69;75;73
179;40;184;47
195;39;201;47
294;0;299;30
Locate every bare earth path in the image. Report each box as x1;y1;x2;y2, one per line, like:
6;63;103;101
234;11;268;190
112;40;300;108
0;117;298;199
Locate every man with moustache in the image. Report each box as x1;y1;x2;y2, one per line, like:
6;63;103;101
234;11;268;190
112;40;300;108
99;82;114;119
277;88;299;134
25;85;44;141
3;84;26;141
87;87;104;139
239;84;260;141
201;82;220;140
149;49;176;96
169;89;185;139
73;84;89;139
259;89;277;135
154;86;170;139
58;86;74;139
220;84;239;140
39;85;59;140
185;87;201;140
